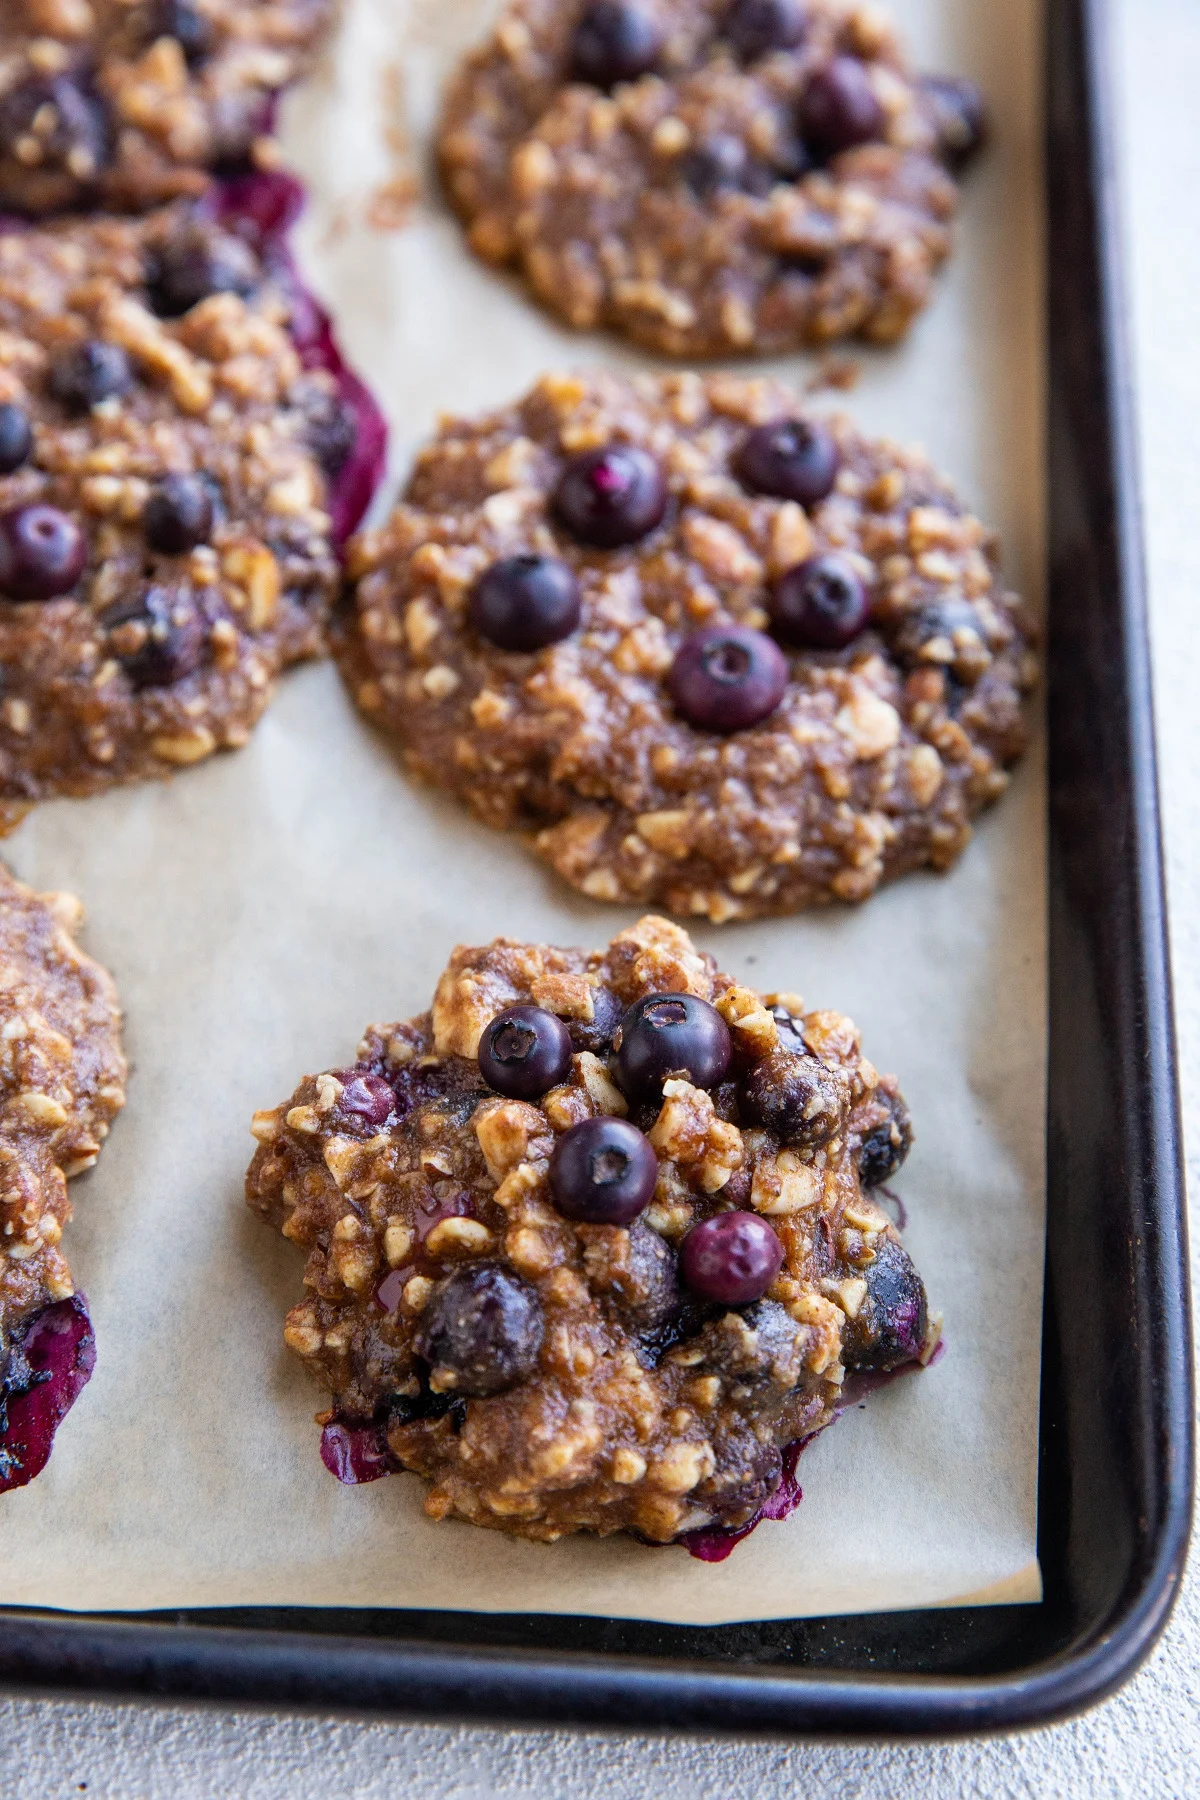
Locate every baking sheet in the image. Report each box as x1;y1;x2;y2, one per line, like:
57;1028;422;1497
0;0;1045;1623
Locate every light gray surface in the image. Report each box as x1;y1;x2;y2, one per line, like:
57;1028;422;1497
1;0;1196;1791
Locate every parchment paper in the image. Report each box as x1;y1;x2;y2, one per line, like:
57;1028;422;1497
0;0;1045;1623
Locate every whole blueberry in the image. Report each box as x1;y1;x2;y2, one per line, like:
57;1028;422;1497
668;624;788;733
144;473;215;555
0;506;86;601
102;585;207;686
0;76;109;185
841;1238;927;1372
414;1264;544;1397
478;1004;573;1100
743;1045;846;1149
569;1;663;89
919;74;987;169
724;0;806;60
801;56;885;155
333;1068;396;1129
857;1085;912;1187
680;1211;783;1306
680;135;773;199
150;228;259;317
0;405;32;476
148;0;215;65
614;992;732;1100
550;1116;658;1225
552;446;668;549
769;552;871;648
49;341;132;413
734;416;839;506
469;554;582;652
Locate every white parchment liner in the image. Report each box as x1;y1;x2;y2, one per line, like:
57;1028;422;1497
0;0;1045;1622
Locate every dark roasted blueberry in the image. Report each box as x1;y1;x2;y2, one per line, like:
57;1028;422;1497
696;1437;783;1526
614;992;732;1099
769;551;871;648
743;1045;846;1148
332;1068;396;1129
842;1238;927;1372
0;406;32;476
724;0;806;60
801;56;885;155
148;0;216;65
892;595;986;672
566;985;624;1054
0;76;109;187
149;227;259;317
569;1;663;89
0;506;86;601
413;1264;544;1397
550;1116;658;1225
668;624;788;732
552;446;667;549
680;134;773;199
143;473;215;555
101;585;206;687
588;1219;681;1331
49;341;131;413
857;1084;912;1187
478;1004;573;1100
469;554;582;652
680;1211;783;1306
919;74;987;169
304;390;357;478
734;416;839;506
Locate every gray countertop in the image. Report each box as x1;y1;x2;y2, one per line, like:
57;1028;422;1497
3;0;1196;1791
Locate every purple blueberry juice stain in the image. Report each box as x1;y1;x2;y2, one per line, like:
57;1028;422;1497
682;1438;807;1563
0;1294;95;1494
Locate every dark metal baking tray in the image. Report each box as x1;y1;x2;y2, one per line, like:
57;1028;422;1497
0;0;1190;1736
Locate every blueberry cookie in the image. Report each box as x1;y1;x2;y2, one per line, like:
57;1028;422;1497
0;864;125;1491
438;0;984;356
0;0;334;215
340;370;1035;922
0;200;354;822
247;914;934;1545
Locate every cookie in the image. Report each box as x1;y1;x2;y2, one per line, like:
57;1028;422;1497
438;0;984;356
0;0;334;214
0;863;125;1492
339;370;1035;922
0;198;359;821
247;914;934;1547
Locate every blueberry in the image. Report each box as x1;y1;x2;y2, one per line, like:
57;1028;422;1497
723;0;806;60
469;554;582;652
49;342;132;413
149;228;259;317
734;417;839;506
893;596;985;671
801;56;885;156
919;75;987;169
549;1116;658;1225
569;1;663;89
478;1004;573;1100
566;986;624;1054
769;551;871;649
680;1211;783;1306
0;506;86;602
613;1222;681;1330
0;406;32;476
841;1238;927;1371
668;624;789;732
101;586;206;687
147;0;215;65
413;1264;544;1397
0;76;109;187
332;1069;396;1129
304;390;357;478
679;135;774;199
552;446;668;549
144;473;215;555
743;1045;846;1148
857;1084;912;1187
614;992;732;1100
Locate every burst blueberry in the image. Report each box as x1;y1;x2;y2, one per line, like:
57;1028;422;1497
668;624;788;732
478;1004;573;1100
333;1069;396;1129
148;0;215;64
0;405;32;476
552;446;667;548
144;473;215;555
769;551;871;649
0;506;86;601
614;992;732;1100
801;56;885;155
734;416;839;506
569;1;663;89
743;1045;846;1148
102;586;206;687
680;1211;783;1306
49;341;132;413
919;74;987;168
469;554;582;652
841;1239;927;1371
150;228;258;317
724;0;806;61
414;1265;544;1397
549;1116;658;1225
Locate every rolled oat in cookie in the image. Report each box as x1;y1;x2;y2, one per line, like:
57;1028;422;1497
0;202;347;825
246;913;935;1548
0;0;335;215
0;863;126;1492
438;0;984;356
339;369;1036;922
